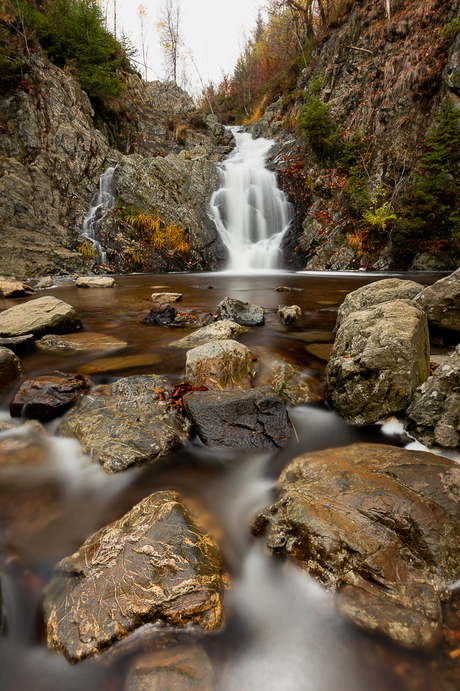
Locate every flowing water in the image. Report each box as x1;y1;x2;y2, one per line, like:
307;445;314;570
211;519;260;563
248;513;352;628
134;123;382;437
0;270;455;691
80;167;118;264
209;129;293;271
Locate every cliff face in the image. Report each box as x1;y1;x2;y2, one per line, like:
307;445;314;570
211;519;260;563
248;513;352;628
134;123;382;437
0;50;230;279
252;0;460;272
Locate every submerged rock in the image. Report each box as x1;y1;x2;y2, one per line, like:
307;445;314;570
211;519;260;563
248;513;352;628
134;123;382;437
0;296;82;338
57;375;190;472
172;320;248;348
185;340;257;390
183;387;292;449
413;268;460;334
0;346;23;393
10;373;91;421
253;443;460;650
43;491;226;663
124;645;214;691
326;300;430;425
216;297;264;326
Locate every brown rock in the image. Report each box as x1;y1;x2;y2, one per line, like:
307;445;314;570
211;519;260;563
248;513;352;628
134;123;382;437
124;645;214;691
185;339;257;390
0;346;22;393
10;373;91;421
0;296;82;338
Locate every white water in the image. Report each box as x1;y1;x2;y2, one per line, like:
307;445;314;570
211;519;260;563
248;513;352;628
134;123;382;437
210;128;293;272
80;166;118;264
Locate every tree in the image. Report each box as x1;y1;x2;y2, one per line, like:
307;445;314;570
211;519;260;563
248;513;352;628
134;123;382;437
157;0;181;83
137;3;149;80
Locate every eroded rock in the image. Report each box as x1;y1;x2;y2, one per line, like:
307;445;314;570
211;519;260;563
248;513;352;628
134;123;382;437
413;268;460;334
0;280;35;298
185;340;257;390
10;373;91;421
216;297;264;326
0;296;82;338
75;276;116;288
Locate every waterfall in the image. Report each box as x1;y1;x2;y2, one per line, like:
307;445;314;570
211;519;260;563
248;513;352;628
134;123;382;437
209;128;292;272
80;166;118;264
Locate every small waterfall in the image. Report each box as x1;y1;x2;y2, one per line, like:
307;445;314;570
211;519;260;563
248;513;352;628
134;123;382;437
80;166;118;264
210;128;292;272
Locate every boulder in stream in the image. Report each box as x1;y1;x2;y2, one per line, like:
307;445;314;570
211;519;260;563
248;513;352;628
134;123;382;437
43;491;226;663
413;268;460;334
0;296;82;338
326;300;430;425
142;303;176;326
172;319;248;348
57;375;191;472
185;340;257;390
253;443;460;650
278;305;302;325
151;292;183;303
10;373;91;421
75;276;116;288
0;279;35;298
216;297;264;326
0;346;23;393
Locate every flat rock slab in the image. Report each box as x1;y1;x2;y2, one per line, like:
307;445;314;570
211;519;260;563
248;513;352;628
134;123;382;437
36;332;127;351
151;292;182;303
75;276;116;288
185;340;257;390
0;280;34;298
10;373;91;421
0;333;36;355
183;387;292;448
172;320;248;348
326;300;430;425
124;645;214;691
43;491;225;662
58;375;190;472
413;268;460;333
0;346;22;393
253;443;460;650
0;296;82;338
216;297;264;326
77;353;161;376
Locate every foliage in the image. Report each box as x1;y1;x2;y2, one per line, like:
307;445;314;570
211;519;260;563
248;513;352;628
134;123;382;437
441;18;460;42
125;209;190;258
77;241;94;260
361;201;396;234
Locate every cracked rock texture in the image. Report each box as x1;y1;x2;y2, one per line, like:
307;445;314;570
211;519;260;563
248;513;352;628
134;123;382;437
253;443;460;649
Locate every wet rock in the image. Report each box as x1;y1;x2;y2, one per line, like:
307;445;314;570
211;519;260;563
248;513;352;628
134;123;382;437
142;303;176;326
253;443;460;650
336;278;424;329
413;269;460;334
75;276;116;288
0;296;82;338
274;286;304;292
124;645;214;691
0;347;23;393
0;280;35;298
216;297;264;326
326;300;430;425
43;491;226;662
185;340;257;390
57;375;190;472
36;332;127;351
78;353;161;376
172;320;248;348
256;356;312;405
151;292;182;303
35;277;54;289
183;387;292;449
0;333;36;355
278;305;301;325
306;343;333;362
405;345;460;450
10;373;91;421
192;285;214;290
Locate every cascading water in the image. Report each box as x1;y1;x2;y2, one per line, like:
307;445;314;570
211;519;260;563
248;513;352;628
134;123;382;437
80;166;118;264
210;128;292;272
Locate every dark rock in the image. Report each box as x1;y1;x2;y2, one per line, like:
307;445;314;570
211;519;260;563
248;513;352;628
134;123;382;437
0;346;23;393
192;285;214;289
216;297;264;326
278;305;301;325
0;296;82;338
0;334;35;355
326;300;430;425
413;268;460;334
43;491;226;663
142;303;176;326
185;340;257;390
10;373;91;421
183;387;292;448
57;375;191;473
124;645;214;691
274;286;304;292
253;443;460;649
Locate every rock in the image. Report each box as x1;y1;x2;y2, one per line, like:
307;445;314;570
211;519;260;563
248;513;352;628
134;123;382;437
192;285;214;290
185;340;257;390
274;286;304;292
77;354;161;376
0;334;36;355
253;443;460;650
57;375;190;472
151;292;183;303
405;345;460;449
36;332;127;351
10;373;91;421
124;645;214;691
172;320;248;348
0;347;23;393
278;305;301;325
142;303;176;326
0;296;82;338
413;268;460;333
43;491;226;662
183;388;292;448
306;343;333;362
35;277;54;289
336;278;424;329
256;356;312;405
0;280;34;298
326;300;430;425
216;297;264;326
75;276;116;288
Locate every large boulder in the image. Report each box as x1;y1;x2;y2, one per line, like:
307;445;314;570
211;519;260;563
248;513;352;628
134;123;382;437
57;375;191;472
185;340;257;390
253;443;460;650
0;296;82;338
183;387;292;449
336;278;424;329
172;320;248;348
0;346;22;393
43;491;226;663
216;297;264;326
413;268;460;333
326;300;430;425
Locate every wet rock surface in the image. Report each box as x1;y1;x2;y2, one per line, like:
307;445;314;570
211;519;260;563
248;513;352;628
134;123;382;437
183;387;292;449
124;645;214;691
326;300;430;425
0;279;35;298
10;373;91;421
0;296;82;338
0;346;23;393
75;276;116;288
142;303;176;326
43;491;226;663
0;333;36;355
151;292;182;303
185;340;257;390
57;375;190;472
172;319;247;348
35;332;127;351
413;268;460;334
278;304;302;325
253;443;460;649
216;297;264;326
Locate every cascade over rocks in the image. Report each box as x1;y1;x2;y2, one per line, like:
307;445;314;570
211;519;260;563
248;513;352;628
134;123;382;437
0;296;82;338
43;491;226;663
253;443;460;650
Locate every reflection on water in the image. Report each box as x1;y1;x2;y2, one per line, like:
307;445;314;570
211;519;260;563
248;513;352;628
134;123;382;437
0;271;453;691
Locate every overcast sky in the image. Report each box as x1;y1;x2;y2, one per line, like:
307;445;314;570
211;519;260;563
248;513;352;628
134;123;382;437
107;0;265;95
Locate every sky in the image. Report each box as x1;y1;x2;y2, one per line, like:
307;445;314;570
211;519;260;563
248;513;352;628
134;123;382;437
105;0;265;96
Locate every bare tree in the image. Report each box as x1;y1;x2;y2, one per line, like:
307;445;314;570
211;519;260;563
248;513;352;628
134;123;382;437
137;3;149;80
157;0;182;83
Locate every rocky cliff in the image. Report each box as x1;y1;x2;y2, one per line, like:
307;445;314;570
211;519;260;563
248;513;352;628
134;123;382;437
0;50;231;279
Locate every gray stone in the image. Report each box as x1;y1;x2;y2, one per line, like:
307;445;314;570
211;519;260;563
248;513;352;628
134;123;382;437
0;347;22;393
0;296;82;338
413;268;460;333
326;300;430;425
185;340;257;390
216;297;264;326
172;320;248;348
